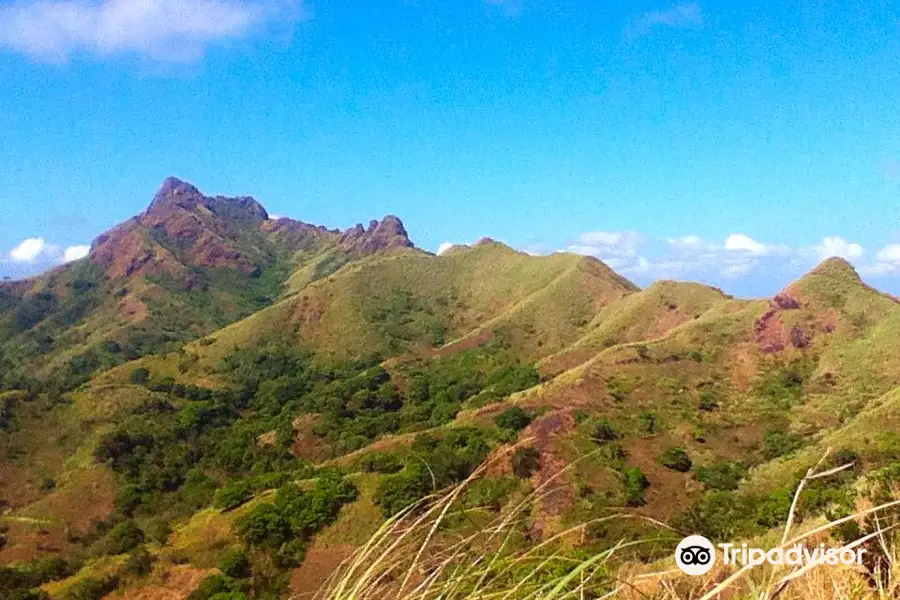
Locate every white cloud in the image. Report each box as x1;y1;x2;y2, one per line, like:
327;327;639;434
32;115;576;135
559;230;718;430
6;238;89;266
567;231;644;260
876;244;900;264
10;238;52;262
814;236;864;260
0;0;304;63
724;233;772;255
626;2;703;38
64;244;91;262
862;244;900;277
436;242;455;255
666;234;708;252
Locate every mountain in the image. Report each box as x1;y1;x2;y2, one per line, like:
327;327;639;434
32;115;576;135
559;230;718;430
3;182;900;599
0;178;414;391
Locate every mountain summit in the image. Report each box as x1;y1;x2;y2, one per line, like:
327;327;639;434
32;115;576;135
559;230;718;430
146;176;269;223
90;178;413;281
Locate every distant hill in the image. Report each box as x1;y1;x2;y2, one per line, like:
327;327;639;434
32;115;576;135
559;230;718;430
3;181;900;599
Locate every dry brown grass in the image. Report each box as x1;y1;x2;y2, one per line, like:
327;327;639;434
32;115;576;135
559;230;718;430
309;448;900;600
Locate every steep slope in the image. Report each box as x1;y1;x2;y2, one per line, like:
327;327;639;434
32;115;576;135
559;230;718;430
0;178;413;391
176;240;638;368
475;258;900;532
539;280;732;374
8;186;900;600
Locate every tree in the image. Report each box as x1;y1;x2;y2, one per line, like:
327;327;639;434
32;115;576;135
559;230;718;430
214;480;252;511
218;548;250;579
495;407;532;432
106;521;145;554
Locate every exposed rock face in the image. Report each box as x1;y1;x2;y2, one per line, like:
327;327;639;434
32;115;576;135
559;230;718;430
339;215;413;255
772;293;801;310
89;178;416;282
91;177;269;280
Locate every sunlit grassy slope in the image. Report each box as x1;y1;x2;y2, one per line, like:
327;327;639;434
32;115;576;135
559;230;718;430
8;221;900;600
186;242;637;364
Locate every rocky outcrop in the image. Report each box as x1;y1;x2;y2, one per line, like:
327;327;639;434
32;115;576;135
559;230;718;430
89;178;417;282
339;215;413;255
91;177;268;280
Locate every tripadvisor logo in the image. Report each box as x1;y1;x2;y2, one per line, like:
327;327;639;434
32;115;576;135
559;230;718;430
676;535;716;576
675;535;868;576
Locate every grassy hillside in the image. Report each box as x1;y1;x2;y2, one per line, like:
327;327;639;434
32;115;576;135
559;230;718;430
4;187;900;599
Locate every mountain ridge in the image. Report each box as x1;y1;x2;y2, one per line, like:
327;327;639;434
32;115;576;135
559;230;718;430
3;181;900;600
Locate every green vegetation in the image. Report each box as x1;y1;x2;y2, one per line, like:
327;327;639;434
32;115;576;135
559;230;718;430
658;447;692;472
236;473;357;567
494;406;532;432
0;557;73;600
218;548;250;579
695;461;747;491
373;429;491;517
762;429;805;459
623;467;650;507
10;194;900;599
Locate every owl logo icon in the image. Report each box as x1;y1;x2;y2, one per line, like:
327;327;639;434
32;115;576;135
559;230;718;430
676;535;716;576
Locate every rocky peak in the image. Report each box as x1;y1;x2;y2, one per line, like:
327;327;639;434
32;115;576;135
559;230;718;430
145;177;267;223
339;215;413;255
146;177;203;215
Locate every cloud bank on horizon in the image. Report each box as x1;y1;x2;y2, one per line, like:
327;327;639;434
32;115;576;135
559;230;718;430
3;225;898;294
0;0;305;63
434;229;900;291
561;230;899;282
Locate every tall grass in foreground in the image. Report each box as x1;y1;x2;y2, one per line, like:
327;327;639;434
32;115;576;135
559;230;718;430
308;448;900;600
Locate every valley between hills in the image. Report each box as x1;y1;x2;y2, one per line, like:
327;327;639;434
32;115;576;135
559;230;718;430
2;179;900;599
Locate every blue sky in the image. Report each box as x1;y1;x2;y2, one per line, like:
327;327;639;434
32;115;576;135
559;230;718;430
1;0;900;297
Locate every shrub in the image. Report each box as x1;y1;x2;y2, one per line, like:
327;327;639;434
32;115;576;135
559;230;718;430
755;488;793;528
145;519;172;545
236;504;289;548
463;477;518;511
64;575;119;600
698;389;720;411
218;548;250;579
129;368;150;385
624;467;649;507
105;521;145;555
638;411;658;434
187;575;239;600
374;464;433;517
511;447;541;479
762;429;803;459
585;418;618;443
357;452;404;474
606;374;631;402
214;480;252;511
494;407;532;432
236;474;357;566
672;490;755;541
659;447;692;472
695;461;747;491
375;428;491;516
122;546;153;578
